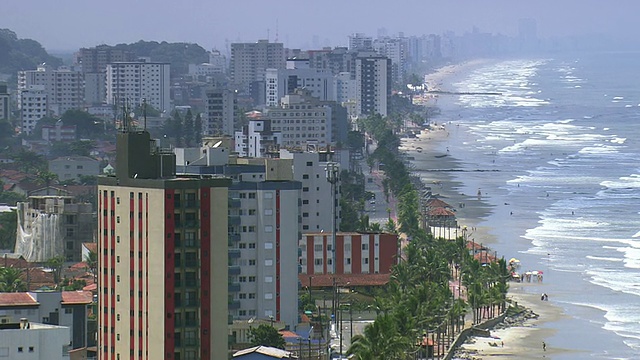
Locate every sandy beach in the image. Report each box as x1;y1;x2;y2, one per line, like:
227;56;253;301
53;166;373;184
405;63;575;359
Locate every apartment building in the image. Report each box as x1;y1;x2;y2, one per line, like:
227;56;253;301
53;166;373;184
105;61;171;113
355;55;392;117
19;85;48;135
18;64;83;116
230;40;284;92
265;59;336;107
97;129;230;359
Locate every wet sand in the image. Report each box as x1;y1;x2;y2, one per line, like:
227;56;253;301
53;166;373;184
403;63;577;359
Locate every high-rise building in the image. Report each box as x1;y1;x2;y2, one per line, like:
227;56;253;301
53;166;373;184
78;45;136;105
230;40;284;92
265;59;336;107
348;33;373;52
0;83;9;121
18;64;83;116
265;89;333;148
355;55;391;118
97;129;231;359
106;61;171;113
19;85;48;135
374;37;409;84
204;86;236;136
173;146;302;329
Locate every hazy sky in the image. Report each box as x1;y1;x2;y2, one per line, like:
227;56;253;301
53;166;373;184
2;0;638;52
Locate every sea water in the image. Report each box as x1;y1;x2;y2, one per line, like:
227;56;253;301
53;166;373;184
426;52;640;359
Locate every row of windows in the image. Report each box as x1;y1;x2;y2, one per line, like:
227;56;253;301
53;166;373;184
311;257;371;265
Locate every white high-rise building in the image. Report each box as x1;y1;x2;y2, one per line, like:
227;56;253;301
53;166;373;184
230;40;284;92
234;120;282;158
265;59;336;107
355;55;391;118
19;85;48;135
374;37;408;84
106;61;171;113
18;64;82;116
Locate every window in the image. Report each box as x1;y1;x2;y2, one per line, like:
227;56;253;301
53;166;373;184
18;347;23;353
306;161;313;166
248;276;256;282
249;259;256;266
265;259;273;266
362;244;369;251
249;243;256;249
264;242;273;249
264;293;273;300
363;258;369;265
248;193;256;199
302;174;309;179
264;209;273;216
239;293;247;299
265;226;273;232
248;209;256;215
65;308;72;314
314;259;323;266
314;244;323;251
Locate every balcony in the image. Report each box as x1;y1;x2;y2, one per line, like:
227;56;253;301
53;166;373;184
183;200;200;209
228;249;241;259
228;282;241;292
228;198;241;208
229;233;241;242
229;300;241;310
228;216;241;226
229;266;241;276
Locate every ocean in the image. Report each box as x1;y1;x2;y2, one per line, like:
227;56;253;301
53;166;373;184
420;52;640;359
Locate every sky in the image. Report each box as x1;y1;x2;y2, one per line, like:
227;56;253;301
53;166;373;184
2;0;639;53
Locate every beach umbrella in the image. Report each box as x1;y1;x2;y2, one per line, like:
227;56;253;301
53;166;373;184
509;258;520;264
531;271;539;275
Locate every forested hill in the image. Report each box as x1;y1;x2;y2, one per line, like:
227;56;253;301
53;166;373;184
112;40;209;75
0;29;63;75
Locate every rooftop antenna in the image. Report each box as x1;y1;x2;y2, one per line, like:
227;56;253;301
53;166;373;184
275;19;279;43
121;98;127;132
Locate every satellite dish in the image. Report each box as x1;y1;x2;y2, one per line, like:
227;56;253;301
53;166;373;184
129;112;136;118
213;141;223;148
248;317;255;324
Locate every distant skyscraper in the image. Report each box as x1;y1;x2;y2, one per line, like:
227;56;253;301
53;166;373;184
265;59;336;107
518;18;538;52
79;45;136;105
349;33;373;52
18;64;83;116
204;86;236;136
19;85;48;135
106;61;171;113
230;40;284;92
97;129;231;359
355;55;391;118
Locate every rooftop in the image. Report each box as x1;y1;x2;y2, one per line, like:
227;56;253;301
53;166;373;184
0;293;38;307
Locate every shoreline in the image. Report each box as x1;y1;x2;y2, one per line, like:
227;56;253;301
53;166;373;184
405;62;574;359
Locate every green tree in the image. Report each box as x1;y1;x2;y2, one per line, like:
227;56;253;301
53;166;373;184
45;256;65;287
0;210;17;250
248;324;286;349
36;170;58;195
347;314;410;360
194;113;203;145
0;267;27;292
84;249;97;283
13;148;46;174
183;109;194;147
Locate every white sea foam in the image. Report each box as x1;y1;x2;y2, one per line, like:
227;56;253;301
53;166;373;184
586;255;623;262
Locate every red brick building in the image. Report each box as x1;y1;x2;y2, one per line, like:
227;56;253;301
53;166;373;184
300;232;399;276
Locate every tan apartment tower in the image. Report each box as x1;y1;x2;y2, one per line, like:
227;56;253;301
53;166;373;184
97;128;230;360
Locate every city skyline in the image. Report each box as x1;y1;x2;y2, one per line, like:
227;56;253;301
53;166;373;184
2;0;638;52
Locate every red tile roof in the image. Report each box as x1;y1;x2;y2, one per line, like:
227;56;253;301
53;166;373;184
426;198;452;208
299;273;390;288
61;290;93;305
0;292;38;307
82;243;98;253
427;208;456;216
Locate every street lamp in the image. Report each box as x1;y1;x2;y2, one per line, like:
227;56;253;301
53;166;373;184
325;162;339;326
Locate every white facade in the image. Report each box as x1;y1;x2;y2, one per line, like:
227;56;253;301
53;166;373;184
48;156;100;181
0;321;71;360
18;65;82;116
266;91;332;148
374;37;409;84
84;72;106;105
228;183;300;328
204;87;236;136
230;40;284;92
188;63;225;78
355;56;390;118
279;150;340;233
234;120;282;158
105;61;171;112
19;85;48;135
265;60;336;107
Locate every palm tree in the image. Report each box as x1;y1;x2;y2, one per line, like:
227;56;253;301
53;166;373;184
347;314;410;360
0;267;27;292
84;250;98;284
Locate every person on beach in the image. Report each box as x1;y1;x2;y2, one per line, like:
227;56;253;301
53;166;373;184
542;341;546;351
